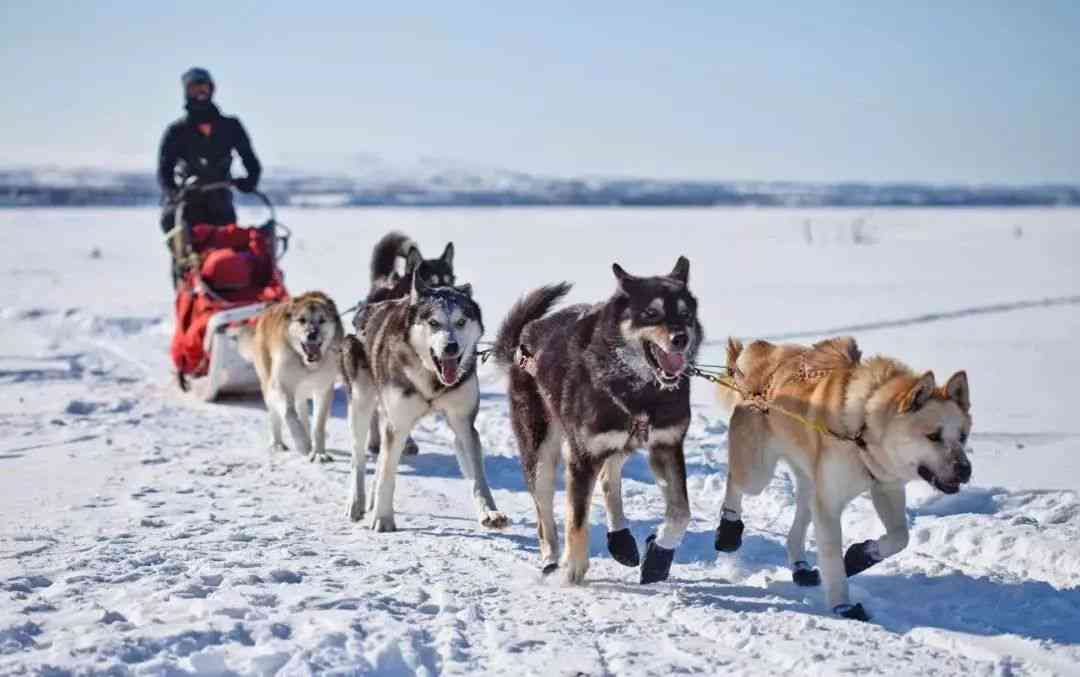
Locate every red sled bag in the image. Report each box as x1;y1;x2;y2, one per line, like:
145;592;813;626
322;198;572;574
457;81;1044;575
170;222;289;377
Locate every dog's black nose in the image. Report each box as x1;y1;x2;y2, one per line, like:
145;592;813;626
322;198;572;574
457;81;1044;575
670;332;689;350
444;340;460;356
954;458;972;482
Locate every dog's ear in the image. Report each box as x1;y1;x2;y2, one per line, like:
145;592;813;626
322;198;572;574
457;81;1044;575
944;370;970;413
441;242;455;267
410;269;428;305
900;371;936;413
669;256;690;284
612;263;638;294
405;247;423;274
455;283;473;298
726;337;743;374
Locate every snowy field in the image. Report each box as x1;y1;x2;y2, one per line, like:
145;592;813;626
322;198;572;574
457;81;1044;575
1;206;1079;676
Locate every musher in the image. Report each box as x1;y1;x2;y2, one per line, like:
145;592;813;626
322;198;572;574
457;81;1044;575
158;67;261;234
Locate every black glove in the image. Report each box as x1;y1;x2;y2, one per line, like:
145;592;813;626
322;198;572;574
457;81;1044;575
233;176;257;193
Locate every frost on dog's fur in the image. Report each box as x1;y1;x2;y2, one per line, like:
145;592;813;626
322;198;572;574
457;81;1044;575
495;257;703;585
341;269;507;531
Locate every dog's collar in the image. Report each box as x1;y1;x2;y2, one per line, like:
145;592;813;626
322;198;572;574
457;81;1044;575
851;426;879;482
850;427;902;484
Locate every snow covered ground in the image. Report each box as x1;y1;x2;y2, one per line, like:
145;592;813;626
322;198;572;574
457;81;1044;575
1;206;1078;675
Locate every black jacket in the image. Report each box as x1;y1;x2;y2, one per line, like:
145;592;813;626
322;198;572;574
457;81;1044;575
157;104;261;195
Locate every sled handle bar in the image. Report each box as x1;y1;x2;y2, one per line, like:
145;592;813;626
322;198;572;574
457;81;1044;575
174;182;275;218
247;190;290;260
174;180;233;201
166;183;289;261
251;189;276;223
273;219;291;260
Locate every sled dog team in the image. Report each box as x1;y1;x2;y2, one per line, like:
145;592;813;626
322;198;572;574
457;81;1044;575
244;231;973;622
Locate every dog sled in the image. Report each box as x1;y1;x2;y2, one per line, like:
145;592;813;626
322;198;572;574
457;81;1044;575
166;182;291;401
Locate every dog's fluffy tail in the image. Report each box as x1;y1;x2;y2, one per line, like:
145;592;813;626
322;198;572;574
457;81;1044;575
493;283;572;368
716;337;745;416
370;231;418;287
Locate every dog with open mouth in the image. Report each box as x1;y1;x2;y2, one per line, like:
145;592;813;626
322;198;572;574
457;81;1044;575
493;257;702;585
340;271;508;531
714;336;973;621
354;231;457;458
246;291;344;462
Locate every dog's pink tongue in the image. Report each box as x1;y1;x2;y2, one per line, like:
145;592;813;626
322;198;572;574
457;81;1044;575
441;356;459;384
657;348;686;374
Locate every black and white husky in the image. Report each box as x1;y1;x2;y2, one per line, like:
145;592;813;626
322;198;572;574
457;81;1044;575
363;231;456;310
493;258;702;584
341;272;508;532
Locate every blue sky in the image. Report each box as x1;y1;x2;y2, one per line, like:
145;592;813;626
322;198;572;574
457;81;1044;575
2;2;1078;182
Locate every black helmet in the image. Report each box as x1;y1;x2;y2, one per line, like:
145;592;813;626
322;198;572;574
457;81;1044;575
182;67;214;89
181;67;215;113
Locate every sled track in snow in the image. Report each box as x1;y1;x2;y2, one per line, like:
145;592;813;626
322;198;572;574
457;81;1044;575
706;293;1080;345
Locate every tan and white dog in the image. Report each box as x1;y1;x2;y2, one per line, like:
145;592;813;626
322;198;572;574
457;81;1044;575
714;336;972;621
248;291;344;462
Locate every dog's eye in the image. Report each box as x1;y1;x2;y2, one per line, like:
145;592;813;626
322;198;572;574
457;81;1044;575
926;429;942;443
428;319;441;330
677;307;692;319
454;318;467;329
640;308;661;322
298;317;307;325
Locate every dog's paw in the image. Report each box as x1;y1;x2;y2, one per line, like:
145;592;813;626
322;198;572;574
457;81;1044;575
607;528;640;567
792;561;821;587
714;518;744;552
269;442;288;452
640;534;675;584
369;515;397;533
346;500;365;523
479;510;509;529
308;451;333;463
561;556;589;585
844;539;883;577
833;603;871;622
403;436;420;456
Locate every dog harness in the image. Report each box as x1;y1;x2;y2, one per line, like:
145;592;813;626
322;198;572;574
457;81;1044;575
691;364;885;483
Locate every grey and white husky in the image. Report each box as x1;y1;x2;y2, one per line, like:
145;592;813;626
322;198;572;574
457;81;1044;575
341;272;509;531
357;231;457;457
493;257;703;585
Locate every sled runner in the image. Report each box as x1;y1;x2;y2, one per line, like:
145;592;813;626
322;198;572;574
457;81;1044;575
166;182;291;401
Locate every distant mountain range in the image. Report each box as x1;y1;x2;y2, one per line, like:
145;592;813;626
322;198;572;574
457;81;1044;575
2;165;1078;208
